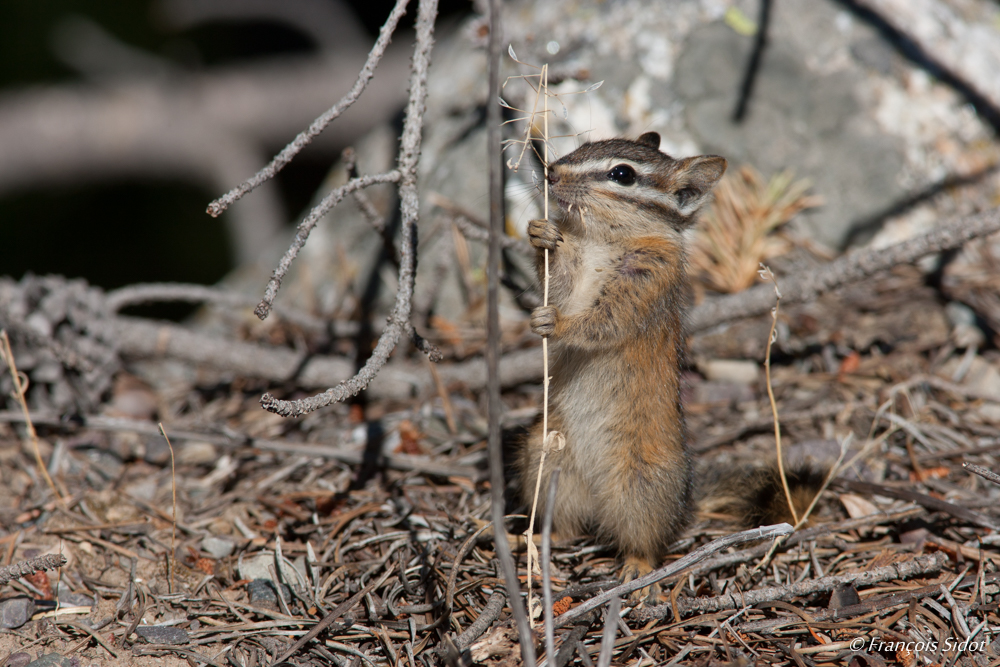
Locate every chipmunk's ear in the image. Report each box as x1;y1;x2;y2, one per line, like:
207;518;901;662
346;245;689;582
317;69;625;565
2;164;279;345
636;132;661;149
671;155;727;219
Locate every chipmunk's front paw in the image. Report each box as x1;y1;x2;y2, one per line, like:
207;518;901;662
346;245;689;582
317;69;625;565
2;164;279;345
531;306;557;337
528;218;562;250
622;556;661;604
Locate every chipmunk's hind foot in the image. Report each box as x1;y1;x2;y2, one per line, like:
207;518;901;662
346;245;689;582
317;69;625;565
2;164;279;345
621;555;661;603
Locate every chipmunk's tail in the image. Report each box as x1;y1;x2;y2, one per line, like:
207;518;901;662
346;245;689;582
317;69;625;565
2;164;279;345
696;460;829;528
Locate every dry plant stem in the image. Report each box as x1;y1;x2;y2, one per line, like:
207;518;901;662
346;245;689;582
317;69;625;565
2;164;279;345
260;0;437;417
635;552;949;621
0;331;63;506
554;523;793;628
542;469;561;664
526;61;552;630
254;169;401;321
964;462;1000;486
689;206;1000;333
206;0;410;217
0;553;67;586
158;423;177;595
760;266;797;525
486;2;534;664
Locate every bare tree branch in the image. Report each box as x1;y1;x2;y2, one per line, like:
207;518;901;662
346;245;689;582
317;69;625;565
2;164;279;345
207;0;411;217
0;554;68;586
554;523;793;628
258;0;439;418
485;1;535;664
634;552;948;621
689;207;1000;333
253;169;401;320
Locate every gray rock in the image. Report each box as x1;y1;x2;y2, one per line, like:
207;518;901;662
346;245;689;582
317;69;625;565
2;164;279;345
3;652;31;667
0;597;35;629
674;16;904;249
24;655;77;667
246;578;289;611
134;625;190;645
200;536;235;559
141;436;171;466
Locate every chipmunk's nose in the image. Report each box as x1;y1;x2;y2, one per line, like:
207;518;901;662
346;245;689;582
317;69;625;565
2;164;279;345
548;169;561;184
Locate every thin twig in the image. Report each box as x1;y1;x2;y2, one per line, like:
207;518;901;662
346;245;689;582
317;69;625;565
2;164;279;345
542;469;561;664
254;169;401;322
487;3;534;665
758;264;796;525
963;462;1000;486
0;330;64;506
595;596;621;667
454;590;507;650
158;423;177;595
206;0;411;217
554;523;793;628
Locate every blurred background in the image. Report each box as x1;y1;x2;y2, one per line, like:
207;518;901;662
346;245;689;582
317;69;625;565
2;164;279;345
0;0;471;319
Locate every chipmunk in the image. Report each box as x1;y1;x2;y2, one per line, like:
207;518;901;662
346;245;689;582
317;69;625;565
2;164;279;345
518;132;725;595
517;132;825;599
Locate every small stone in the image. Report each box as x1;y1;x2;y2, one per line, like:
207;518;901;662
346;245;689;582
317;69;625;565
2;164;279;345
3;652;31;667
700;359;760;385
177;442;217;466
247;579;291;611
247;579;278;609
142;437;171;466
24;655;76;667
828;584;861;609
201;536;235;559
0;597;35;629
238;554;274;582
978;402;1000;425
134;625;190;645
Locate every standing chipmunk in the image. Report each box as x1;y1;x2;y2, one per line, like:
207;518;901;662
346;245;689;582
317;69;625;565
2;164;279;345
517;132;726;591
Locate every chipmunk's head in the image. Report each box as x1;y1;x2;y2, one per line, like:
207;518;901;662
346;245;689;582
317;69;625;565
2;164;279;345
548;132;726;235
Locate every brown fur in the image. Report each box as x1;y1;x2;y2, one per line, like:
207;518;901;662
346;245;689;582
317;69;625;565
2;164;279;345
697;462;829;528
518;133;726;587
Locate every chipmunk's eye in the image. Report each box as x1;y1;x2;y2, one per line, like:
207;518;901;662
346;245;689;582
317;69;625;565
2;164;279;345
607;164;637;186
